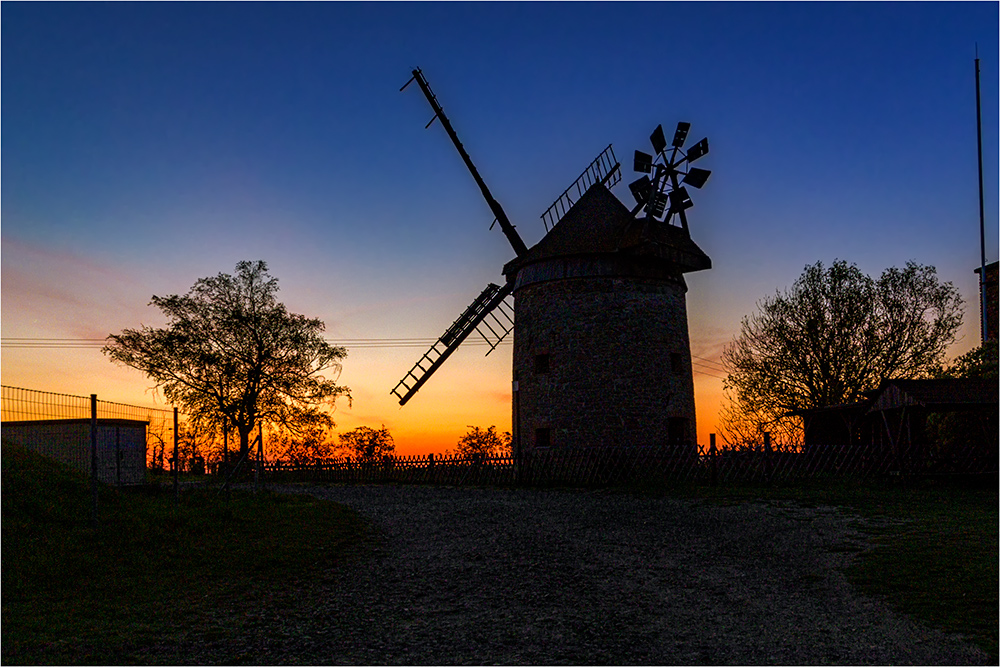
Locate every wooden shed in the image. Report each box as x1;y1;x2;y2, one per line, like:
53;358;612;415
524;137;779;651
866;378;998;474
793;378;998;476
2;418;148;486
796;401;871;452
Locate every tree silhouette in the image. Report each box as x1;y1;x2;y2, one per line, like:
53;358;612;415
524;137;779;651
454;425;511;457
926;340;998;457
338;425;394;461
935;340;998;381
721;260;963;447
271;425;338;465
104;260;350;460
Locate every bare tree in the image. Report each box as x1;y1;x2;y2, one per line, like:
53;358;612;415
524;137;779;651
104;260;350;460
721;260;963;447
147;430;167;473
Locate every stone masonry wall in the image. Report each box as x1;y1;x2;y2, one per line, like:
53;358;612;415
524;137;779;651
512;268;697;452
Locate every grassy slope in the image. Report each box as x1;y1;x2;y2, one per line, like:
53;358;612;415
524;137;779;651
842;484;999;663
672;480;999;662
1;441;369;665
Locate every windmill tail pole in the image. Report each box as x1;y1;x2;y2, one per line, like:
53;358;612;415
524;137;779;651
975;53;988;342
404;68;528;257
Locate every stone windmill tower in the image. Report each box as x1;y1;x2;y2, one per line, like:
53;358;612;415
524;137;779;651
393;69;712;455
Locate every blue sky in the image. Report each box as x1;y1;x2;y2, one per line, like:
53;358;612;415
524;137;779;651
3;2;997;452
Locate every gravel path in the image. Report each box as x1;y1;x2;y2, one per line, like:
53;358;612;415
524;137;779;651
212;484;988;665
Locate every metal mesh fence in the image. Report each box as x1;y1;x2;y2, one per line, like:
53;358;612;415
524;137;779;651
2;386;179;484
1;386;92;421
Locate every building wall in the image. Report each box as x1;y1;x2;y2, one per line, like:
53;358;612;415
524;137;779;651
512;262;697;453
976;260;998;343
2;419;147;485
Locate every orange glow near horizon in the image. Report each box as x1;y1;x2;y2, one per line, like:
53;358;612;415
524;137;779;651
0;341;726;458
366;366;728;457
2;240;983;460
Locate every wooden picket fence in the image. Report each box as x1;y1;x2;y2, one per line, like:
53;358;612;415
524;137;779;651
265;452;516;486
260;433;995;487
265;447;701;487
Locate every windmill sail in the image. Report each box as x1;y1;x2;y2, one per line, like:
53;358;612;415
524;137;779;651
391;282;513;406
402;69;528;257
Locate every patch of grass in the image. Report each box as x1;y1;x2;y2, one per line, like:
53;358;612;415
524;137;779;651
656;478;999;662
844;485;998;663
1;441;369;665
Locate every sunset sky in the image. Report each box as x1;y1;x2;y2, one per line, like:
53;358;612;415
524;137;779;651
3;2;997;455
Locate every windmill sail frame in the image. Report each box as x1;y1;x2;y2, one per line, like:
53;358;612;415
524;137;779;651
541;145;622;232
402;69;528;257
391;283;513;406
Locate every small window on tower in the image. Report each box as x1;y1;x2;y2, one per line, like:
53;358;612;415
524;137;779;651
668;417;689;446
535;353;551;374
670;352;683;374
536;428;551;449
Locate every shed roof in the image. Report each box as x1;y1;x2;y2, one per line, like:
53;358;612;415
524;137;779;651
789;401;870;417
867;378;998;413
503;183;711;276
789;378;998;418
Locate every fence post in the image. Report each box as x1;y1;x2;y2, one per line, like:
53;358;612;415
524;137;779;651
91;394;99;528
259;424;264;491
223;422;230;502
173;407;179;505
763;431;772;484
709;433;718;486
253;425;262;494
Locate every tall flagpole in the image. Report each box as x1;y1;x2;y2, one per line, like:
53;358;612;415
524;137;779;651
975;49;988;343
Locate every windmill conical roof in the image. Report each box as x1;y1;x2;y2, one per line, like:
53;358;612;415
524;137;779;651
503;183;711;277
530;183;634;256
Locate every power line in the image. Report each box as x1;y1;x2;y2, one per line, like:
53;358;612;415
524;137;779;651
2;336;730;380
691;364;727;381
0;336;506;349
691;353;727;372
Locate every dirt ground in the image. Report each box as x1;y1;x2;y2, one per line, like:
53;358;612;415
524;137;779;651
177;484;989;665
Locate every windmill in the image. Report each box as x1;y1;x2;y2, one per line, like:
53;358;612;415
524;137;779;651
393;69;712;454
